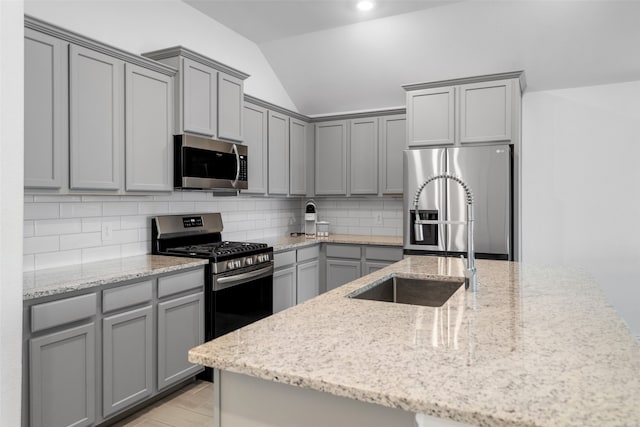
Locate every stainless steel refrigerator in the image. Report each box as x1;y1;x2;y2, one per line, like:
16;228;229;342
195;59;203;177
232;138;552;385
403;144;512;260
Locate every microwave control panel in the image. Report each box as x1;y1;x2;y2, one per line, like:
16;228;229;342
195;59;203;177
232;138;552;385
239;155;248;181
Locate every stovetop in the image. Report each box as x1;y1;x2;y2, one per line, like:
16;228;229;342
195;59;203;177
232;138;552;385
164;241;269;258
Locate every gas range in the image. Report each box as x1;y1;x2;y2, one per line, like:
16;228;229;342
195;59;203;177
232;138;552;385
162;241;272;274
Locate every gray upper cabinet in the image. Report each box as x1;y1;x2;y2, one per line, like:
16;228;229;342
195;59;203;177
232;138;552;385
125;64;173;192
24;29;68;190
69;44;124;191
102;305;153;417
143;47;249;143
458;79;512;143
350;118;378;195
268;111;290;195
379;115;406;195
289;118;307;196
182;57;217;137
406;86;455;147
29;323;96;427
218;72;244;142
243;102;268;194
315;120;348;195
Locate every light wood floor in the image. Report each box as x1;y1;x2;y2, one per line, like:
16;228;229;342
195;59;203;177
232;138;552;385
112;381;214;427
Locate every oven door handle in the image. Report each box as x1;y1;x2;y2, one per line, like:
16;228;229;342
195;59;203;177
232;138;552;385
214;264;273;291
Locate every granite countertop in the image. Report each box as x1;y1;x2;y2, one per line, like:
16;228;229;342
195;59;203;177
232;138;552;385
264;234;403;252
23;255;208;300
189;256;640;427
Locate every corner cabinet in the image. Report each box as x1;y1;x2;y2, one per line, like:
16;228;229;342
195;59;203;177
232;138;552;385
404;72;524;148
24;17;176;194
142;47;249;143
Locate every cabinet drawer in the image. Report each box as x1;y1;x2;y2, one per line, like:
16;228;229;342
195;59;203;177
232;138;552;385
326;244;361;259
158;268;204;299
274;250;296;269
365;246;403;262
297;245;319;263
31;293;97;333
102;280;153;313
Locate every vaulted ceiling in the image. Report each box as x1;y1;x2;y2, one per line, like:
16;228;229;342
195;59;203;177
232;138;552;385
185;1;640;116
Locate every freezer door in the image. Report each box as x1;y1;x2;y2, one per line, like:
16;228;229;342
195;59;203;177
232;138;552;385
403;148;446;252
446;145;511;258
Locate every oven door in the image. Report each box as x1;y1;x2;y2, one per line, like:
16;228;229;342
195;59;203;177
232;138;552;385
211;263;273;338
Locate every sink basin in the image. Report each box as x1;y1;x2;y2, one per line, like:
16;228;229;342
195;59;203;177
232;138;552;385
348;276;464;308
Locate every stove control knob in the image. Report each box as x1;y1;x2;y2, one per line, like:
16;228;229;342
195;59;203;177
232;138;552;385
227;261;235;270
235;260;242;268
246;258;253;266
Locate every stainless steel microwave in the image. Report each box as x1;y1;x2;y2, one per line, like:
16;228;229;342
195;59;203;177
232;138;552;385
174;134;248;191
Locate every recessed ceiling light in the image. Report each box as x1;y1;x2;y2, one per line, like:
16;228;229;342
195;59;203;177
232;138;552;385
357;1;375;11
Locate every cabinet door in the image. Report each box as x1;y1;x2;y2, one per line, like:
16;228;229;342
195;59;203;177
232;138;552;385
102;305;153;417
297;260;319;304
218;72;243;142
182;57;217;137
158;292;205;391
406;87;455;147
379;115;406;195
268;111;290;195
273;266;296;313
326;259;361;292
125;64;173;192
243;103;268;194
350;118;378;195
24;29;67;189
289;118;307;196
69;45;123;190
315;121;348;195
459;79;512;143
29;323;95;427
364;261;392;275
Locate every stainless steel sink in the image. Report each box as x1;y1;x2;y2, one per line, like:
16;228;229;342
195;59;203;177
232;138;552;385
348;276;464;308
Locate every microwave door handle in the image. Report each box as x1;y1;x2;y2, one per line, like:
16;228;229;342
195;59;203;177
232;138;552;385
232;144;240;188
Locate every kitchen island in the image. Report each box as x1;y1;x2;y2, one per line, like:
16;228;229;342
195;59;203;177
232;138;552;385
189;256;640;427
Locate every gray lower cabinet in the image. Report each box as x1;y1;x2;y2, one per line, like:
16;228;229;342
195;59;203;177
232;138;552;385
24;28;68;190
243;102;268;194
350;118;378;195
326;259;361;292
102;305;153;417
297;260;320;304
273;266;297;313
315;120;348;195
69;44;124;191
124;64;173;192
157;292;205;391
364;261;394;275
268;111;290;195
379;115;406;195
324;244;403;291
29;323;96;427
289;118;307;196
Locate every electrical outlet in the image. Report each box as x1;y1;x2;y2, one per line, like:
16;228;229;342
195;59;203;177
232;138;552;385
373;211;383;226
101;223;113;241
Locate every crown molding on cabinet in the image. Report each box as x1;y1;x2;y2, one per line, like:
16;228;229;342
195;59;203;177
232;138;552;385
402;70;526;93
24;15;177;77
142;46;250;81
244;94;309;122
308;108;406;123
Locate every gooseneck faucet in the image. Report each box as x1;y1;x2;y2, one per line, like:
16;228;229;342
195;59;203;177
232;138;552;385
413;174;477;291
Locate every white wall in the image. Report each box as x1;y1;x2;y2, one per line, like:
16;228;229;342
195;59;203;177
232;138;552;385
24;0;297;111
23;195;303;271
0;0;24;424
522;81;640;337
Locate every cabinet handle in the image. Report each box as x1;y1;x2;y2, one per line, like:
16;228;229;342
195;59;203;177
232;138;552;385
232;143;240;188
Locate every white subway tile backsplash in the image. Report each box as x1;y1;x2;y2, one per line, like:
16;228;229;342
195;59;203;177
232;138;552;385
169;202;196;213
34;195;82;202
179;191;209;201
121;241;149;257
34;218;82;236
103;202;138;216
60;203;102;218
25;203;60;220
24;236;59;254
121;215;148;230
138;202;169;215
111;229;139;245
24;221;34;238
60;232;101;250
316;197;402;237
81;218;102;232
35;250;82;270
82;245;121;264
23;255;35;272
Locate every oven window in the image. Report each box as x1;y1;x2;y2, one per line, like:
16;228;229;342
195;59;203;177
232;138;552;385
183;147;237;180
213;275;273;338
